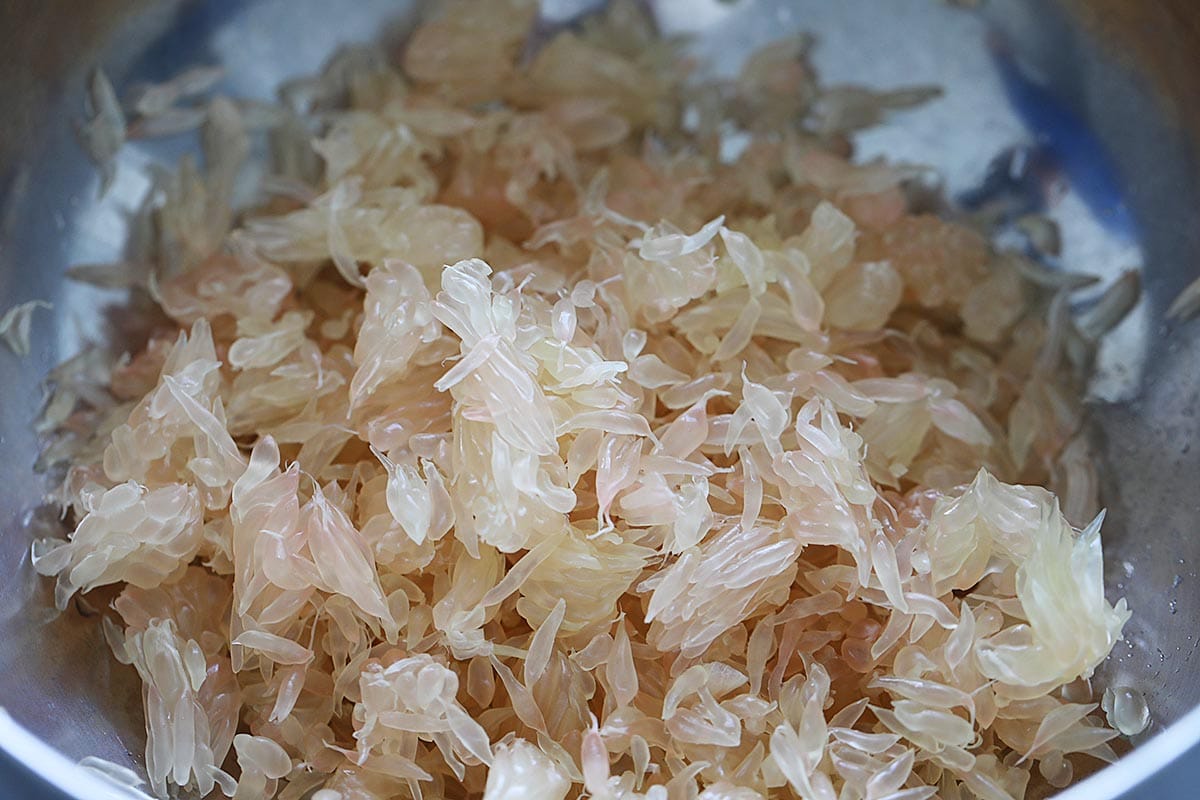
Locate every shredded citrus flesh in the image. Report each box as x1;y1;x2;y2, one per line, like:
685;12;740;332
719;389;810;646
36;2;1134;798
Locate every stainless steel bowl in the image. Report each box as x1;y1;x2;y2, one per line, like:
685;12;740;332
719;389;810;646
3;0;1200;797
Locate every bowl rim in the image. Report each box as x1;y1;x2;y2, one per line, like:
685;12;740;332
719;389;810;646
0;710;144;800
1056;702;1200;798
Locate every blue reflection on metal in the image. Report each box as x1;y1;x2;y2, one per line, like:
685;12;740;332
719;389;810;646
960;31;1136;241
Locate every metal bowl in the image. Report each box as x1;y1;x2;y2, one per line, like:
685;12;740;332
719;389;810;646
2;1;1200;797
